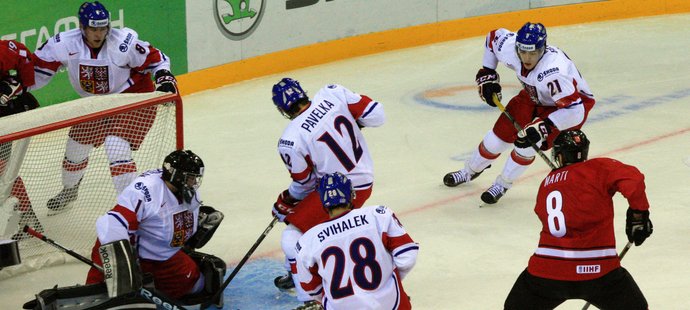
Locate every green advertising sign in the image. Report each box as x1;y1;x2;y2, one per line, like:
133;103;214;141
0;0;187;106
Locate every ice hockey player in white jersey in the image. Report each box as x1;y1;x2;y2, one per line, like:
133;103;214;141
84;150;226;307
30;1;179;215
444;22;596;204
296;172;418;310
269;78;385;305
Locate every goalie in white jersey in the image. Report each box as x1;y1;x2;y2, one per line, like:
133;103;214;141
85;150;226;307
296;172;418;310
29;1;179;215
443;22;596;204
269;78;385;305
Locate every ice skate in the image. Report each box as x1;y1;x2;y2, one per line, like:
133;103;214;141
294;300;324;310
274;272;295;290
46;184;80;216
443;165;490;187
481;182;507;204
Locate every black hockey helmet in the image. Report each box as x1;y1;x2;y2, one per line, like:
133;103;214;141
162;150;204;203
552;130;589;168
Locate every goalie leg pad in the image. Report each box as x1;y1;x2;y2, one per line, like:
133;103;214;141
188;251;226;307
100;239;143;298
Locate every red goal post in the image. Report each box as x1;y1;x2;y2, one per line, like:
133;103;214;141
0;92;182;279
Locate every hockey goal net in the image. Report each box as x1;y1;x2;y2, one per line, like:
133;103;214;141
0;92;182;279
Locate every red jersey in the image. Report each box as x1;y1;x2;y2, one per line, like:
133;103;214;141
527;158;649;281
0;40;35;86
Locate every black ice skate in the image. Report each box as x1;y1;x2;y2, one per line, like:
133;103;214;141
443;165;490;187
480;183;507;204
46;184;80;216
274;272;295;290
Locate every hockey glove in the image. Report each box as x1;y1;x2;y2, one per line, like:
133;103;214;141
515;118;554;149
475;67;502;106
272;189;300;223
154;69;178;94
0;77;22;105
186;205;224;249
0;92;39;117
626;208;653;246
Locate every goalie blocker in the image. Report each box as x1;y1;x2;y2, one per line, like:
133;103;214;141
100;239;143;298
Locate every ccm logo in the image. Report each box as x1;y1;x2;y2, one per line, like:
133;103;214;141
576;265;601;274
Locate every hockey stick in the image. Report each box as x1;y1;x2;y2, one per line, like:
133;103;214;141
581;241;633;310
491;94;557;169
23;225;188;310
201;215;280;309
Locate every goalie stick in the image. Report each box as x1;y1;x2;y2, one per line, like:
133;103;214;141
581;241;633;310
491;94;557;170
200;215;280;309
23;225;188;310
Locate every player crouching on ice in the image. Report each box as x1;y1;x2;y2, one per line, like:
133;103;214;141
23;150;227;309
295;172;419;310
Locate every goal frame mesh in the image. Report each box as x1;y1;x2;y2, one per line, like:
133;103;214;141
0;92;183;279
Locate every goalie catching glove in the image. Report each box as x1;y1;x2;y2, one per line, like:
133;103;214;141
626;208;653;246
515;118;554;149
272;189;300;223
154;69;178;94
475;67;502;106
186;205;224;249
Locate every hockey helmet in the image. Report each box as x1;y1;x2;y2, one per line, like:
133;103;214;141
162;150;204;203
79;1;110;28
516;22;547;52
317;172;354;210
552;130;589;168
272;78;308;119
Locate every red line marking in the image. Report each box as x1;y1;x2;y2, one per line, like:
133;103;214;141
228;127;690;265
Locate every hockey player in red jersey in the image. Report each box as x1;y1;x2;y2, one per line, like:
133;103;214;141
443;22;596;204
30;1;179;215
503;130;652;309
0;39;42;240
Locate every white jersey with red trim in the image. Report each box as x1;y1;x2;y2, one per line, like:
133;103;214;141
94;169;201;261
277;84;385;200
30;27;170;96
296;205;418;310
483;28;594;130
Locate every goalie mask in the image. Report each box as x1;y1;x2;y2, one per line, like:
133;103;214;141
162;150;204;204
317;172;354;210
552;130;589;168
79;1;110;28
272;77;308;119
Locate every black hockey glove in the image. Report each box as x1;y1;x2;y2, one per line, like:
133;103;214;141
0;92;39;117
154;69;178;94
475;67;501;106
0;77;22;105
515;118;554;149
626;208;653;246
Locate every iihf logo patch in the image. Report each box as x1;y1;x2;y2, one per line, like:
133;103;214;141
576;265;600;274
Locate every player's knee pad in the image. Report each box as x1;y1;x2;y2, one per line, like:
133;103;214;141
483;131;512;155
281;224;303;259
